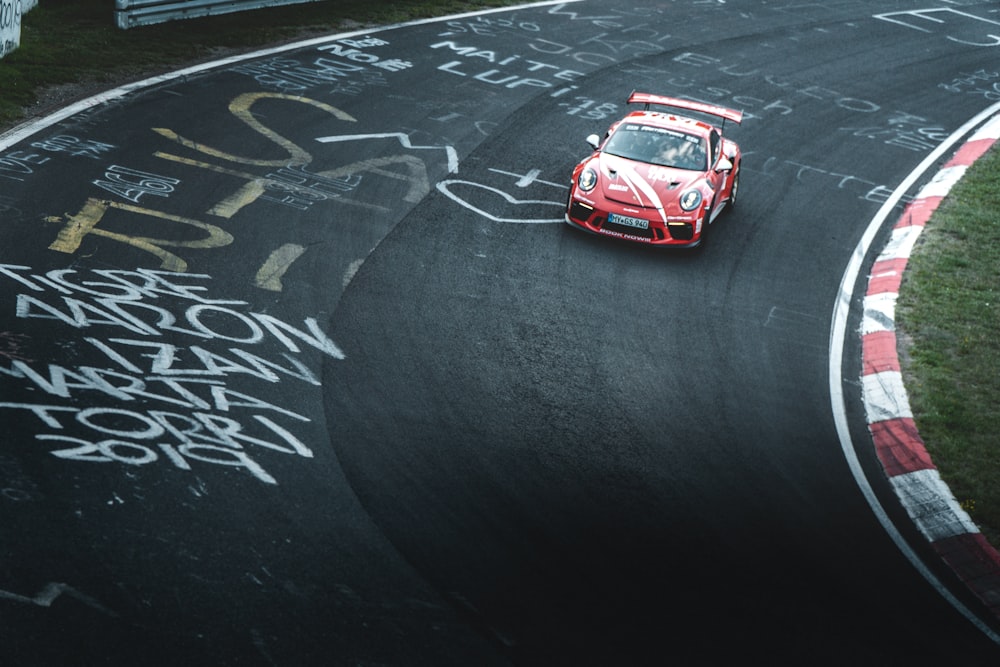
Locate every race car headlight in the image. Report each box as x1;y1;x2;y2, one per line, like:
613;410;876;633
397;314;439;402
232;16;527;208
679;188;703;211
577;167;598;192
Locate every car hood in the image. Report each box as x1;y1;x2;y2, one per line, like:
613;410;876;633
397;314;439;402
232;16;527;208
594;153;704;214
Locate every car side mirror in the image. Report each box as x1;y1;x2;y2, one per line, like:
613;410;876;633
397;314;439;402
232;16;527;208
716;156;733;173
586;134;601;150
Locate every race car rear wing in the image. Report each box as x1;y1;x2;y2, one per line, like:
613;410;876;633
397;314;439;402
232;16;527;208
628;92;743;127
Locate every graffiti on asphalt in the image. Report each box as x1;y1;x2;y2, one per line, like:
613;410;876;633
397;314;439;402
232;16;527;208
0;148;49;182
613;51;886;125
45;198;234;274
437;167;565;224
94;165;180;204
839;112;950;152
875;8;1000;47
0;265;344;485
555;96;617;120
743;153;915;205
34;91;455;290
940;68;1000;101
435;6;675;79
230;35;410;94
31;135;116;160
431;39;585;90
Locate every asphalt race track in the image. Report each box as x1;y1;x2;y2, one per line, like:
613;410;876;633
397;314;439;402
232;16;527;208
2;1;1000;664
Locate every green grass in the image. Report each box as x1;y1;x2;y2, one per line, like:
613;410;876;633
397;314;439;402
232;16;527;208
897;145;1000;547
0;0;519;128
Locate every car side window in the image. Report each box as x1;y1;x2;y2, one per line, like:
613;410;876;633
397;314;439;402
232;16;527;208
709;130;720;164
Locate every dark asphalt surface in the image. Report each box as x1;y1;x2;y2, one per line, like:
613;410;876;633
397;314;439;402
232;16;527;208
2;1;1000;664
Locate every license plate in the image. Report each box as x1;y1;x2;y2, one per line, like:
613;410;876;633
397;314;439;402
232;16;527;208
608;213;648;229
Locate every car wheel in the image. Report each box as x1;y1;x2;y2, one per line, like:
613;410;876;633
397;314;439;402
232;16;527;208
727;167;740;209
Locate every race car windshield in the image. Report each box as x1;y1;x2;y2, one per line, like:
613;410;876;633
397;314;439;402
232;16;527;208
603;124;707;171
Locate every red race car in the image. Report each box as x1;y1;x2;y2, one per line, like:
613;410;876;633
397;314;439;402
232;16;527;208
565;92;743;247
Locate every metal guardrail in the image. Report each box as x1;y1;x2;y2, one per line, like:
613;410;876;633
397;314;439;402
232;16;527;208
115;0;324;30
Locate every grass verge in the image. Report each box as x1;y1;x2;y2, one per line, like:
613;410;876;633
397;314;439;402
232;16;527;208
897;145;1000;547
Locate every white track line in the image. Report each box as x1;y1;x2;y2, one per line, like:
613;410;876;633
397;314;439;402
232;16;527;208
829;100;1000;644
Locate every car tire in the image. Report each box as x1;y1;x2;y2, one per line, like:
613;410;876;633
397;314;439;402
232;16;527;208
727;167;740;210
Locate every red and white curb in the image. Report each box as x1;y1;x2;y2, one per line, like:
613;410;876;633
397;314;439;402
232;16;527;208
861;114;1000;621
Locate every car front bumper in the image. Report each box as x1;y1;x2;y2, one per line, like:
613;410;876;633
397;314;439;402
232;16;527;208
564;197;704;248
